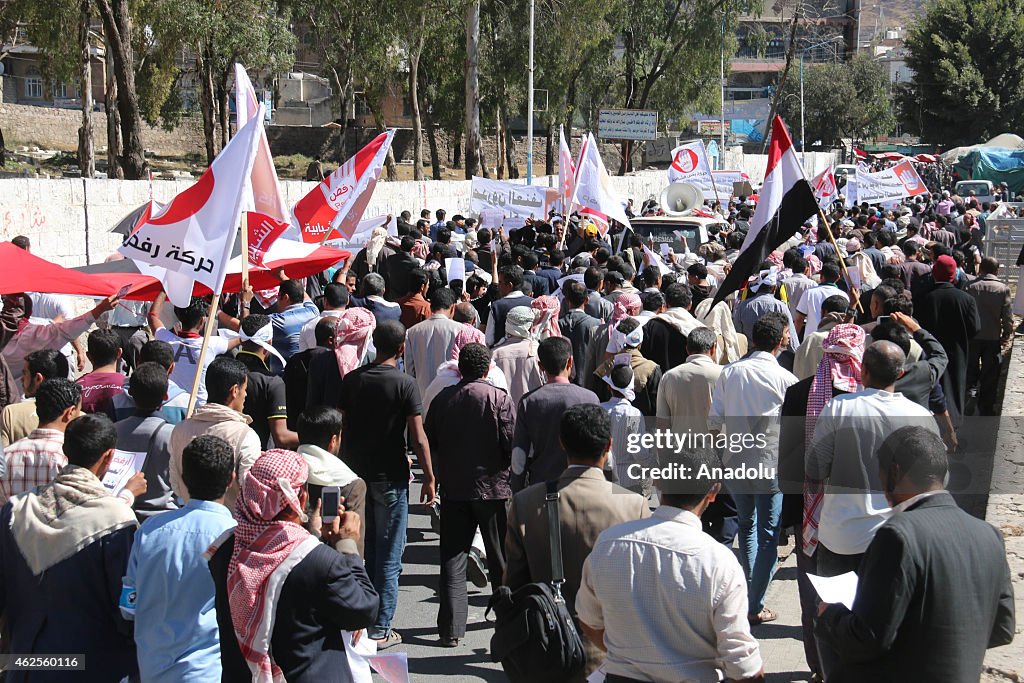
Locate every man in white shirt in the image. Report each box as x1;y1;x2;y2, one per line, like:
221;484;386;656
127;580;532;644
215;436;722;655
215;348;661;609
780;253;815;322
148;293;241;405
298;283;349;352
708;311;797;624
795;262;849;340
403;288;464;399
576;448;765;683
807;340;938;678
599;365;654;495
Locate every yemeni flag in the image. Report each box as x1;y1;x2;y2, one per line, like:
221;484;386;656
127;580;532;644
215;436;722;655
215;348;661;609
711;116;818;308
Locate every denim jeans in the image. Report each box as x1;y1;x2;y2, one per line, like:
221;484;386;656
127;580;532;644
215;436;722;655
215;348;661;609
732;491;782;615
365;481;409;638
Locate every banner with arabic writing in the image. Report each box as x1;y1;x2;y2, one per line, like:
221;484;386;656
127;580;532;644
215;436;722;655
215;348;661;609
469;177;558;221
119;110;263;304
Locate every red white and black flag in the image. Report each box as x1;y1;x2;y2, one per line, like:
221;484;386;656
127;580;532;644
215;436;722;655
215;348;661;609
711;116;818;308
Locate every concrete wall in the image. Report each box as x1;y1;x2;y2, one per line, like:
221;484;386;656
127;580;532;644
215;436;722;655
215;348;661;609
0;148;838;268
0;171;667;267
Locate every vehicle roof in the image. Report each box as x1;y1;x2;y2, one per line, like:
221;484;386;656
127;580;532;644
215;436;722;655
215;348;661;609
630;215;726;226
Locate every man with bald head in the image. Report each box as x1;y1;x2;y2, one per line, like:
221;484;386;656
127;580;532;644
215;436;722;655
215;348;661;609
806;340;940;678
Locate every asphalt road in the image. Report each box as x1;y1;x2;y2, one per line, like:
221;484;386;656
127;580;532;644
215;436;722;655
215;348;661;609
384;477;814;682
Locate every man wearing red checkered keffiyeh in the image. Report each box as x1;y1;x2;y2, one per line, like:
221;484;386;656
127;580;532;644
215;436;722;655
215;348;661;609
802;324;865;558
225;449;378;682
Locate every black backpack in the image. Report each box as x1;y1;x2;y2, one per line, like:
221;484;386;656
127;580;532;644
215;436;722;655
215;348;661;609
487;480;586;682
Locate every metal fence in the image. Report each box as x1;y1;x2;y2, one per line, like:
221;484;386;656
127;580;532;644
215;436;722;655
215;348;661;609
984;213;1024;287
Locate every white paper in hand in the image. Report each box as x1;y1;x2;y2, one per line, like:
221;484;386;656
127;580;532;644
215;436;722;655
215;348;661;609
445;257;467;284
343;630;375;683
101;450;146;494
807;571;858;610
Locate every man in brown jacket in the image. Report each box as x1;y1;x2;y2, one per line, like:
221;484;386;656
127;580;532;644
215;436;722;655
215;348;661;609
169;356;262;513
964;256;1014;415
504;404;650;681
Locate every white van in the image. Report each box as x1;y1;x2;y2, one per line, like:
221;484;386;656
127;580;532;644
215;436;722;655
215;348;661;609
955;180;995;204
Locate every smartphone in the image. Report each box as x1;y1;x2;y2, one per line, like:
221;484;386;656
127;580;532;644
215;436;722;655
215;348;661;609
321;486;341;523
876;315;891;325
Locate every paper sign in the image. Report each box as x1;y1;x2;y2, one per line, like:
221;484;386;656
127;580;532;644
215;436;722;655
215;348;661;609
659;242;670;258
479;208;504;230
808;571;858;610
445;257;467;284
343;631;411;683
101;449;146;494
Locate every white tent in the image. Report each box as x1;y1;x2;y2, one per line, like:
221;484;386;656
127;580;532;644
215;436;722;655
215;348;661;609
941;133;1024;164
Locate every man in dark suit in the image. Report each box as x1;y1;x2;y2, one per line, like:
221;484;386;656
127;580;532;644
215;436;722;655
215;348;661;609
383;236;421;301
914;254;980;420
504;404;649;681
816;426;1015;682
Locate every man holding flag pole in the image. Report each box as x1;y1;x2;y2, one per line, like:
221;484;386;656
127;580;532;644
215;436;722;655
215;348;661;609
119;106;265;416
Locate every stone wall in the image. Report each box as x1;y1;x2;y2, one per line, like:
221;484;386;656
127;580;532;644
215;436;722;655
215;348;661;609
0;102;207;158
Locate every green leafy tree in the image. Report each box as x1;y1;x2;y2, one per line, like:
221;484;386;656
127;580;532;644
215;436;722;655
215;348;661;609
899;0;1024;145
777;53;895;147
606;0;755;172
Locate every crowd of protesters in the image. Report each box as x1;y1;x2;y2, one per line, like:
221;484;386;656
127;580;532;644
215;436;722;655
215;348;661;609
0;179;1015;683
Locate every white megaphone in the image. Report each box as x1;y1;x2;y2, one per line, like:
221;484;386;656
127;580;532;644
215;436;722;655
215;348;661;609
660;182;705;217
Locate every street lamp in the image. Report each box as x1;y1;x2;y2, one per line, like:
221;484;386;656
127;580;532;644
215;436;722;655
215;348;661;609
800;36;843;168
526;0;535;183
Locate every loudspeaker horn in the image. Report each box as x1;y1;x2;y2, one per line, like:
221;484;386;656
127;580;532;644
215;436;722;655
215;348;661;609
660;182;705;217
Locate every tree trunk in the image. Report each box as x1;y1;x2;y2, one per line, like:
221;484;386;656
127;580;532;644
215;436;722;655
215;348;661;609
478;134;488;178
217;73;229;148
463;0;481;179
94;0;146;179
505;114;517;179
104;36;122;179
453;135;462;169
544;120;554;176
763;2;802;153
197;49;217;164
369;103;397;181
495;105;505;179
327;65;349;162
78;0;94;179
423;93;442;180
409;15;425;181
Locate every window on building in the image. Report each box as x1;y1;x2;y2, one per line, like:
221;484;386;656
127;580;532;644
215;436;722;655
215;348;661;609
24;77;43;99
354;93;371;116
52;82;70;99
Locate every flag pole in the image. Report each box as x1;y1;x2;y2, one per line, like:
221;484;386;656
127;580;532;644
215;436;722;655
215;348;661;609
185;291;222;418
817;207;864;314
240;212;250;292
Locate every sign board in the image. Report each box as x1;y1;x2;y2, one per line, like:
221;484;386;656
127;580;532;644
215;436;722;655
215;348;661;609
469;177;558;220
598;109;659;141
645;137;675;164
697;119;730;136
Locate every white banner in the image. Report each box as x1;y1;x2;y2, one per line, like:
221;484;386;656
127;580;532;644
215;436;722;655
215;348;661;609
711;170;752;202
854;160;927;205
469;177;558;221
